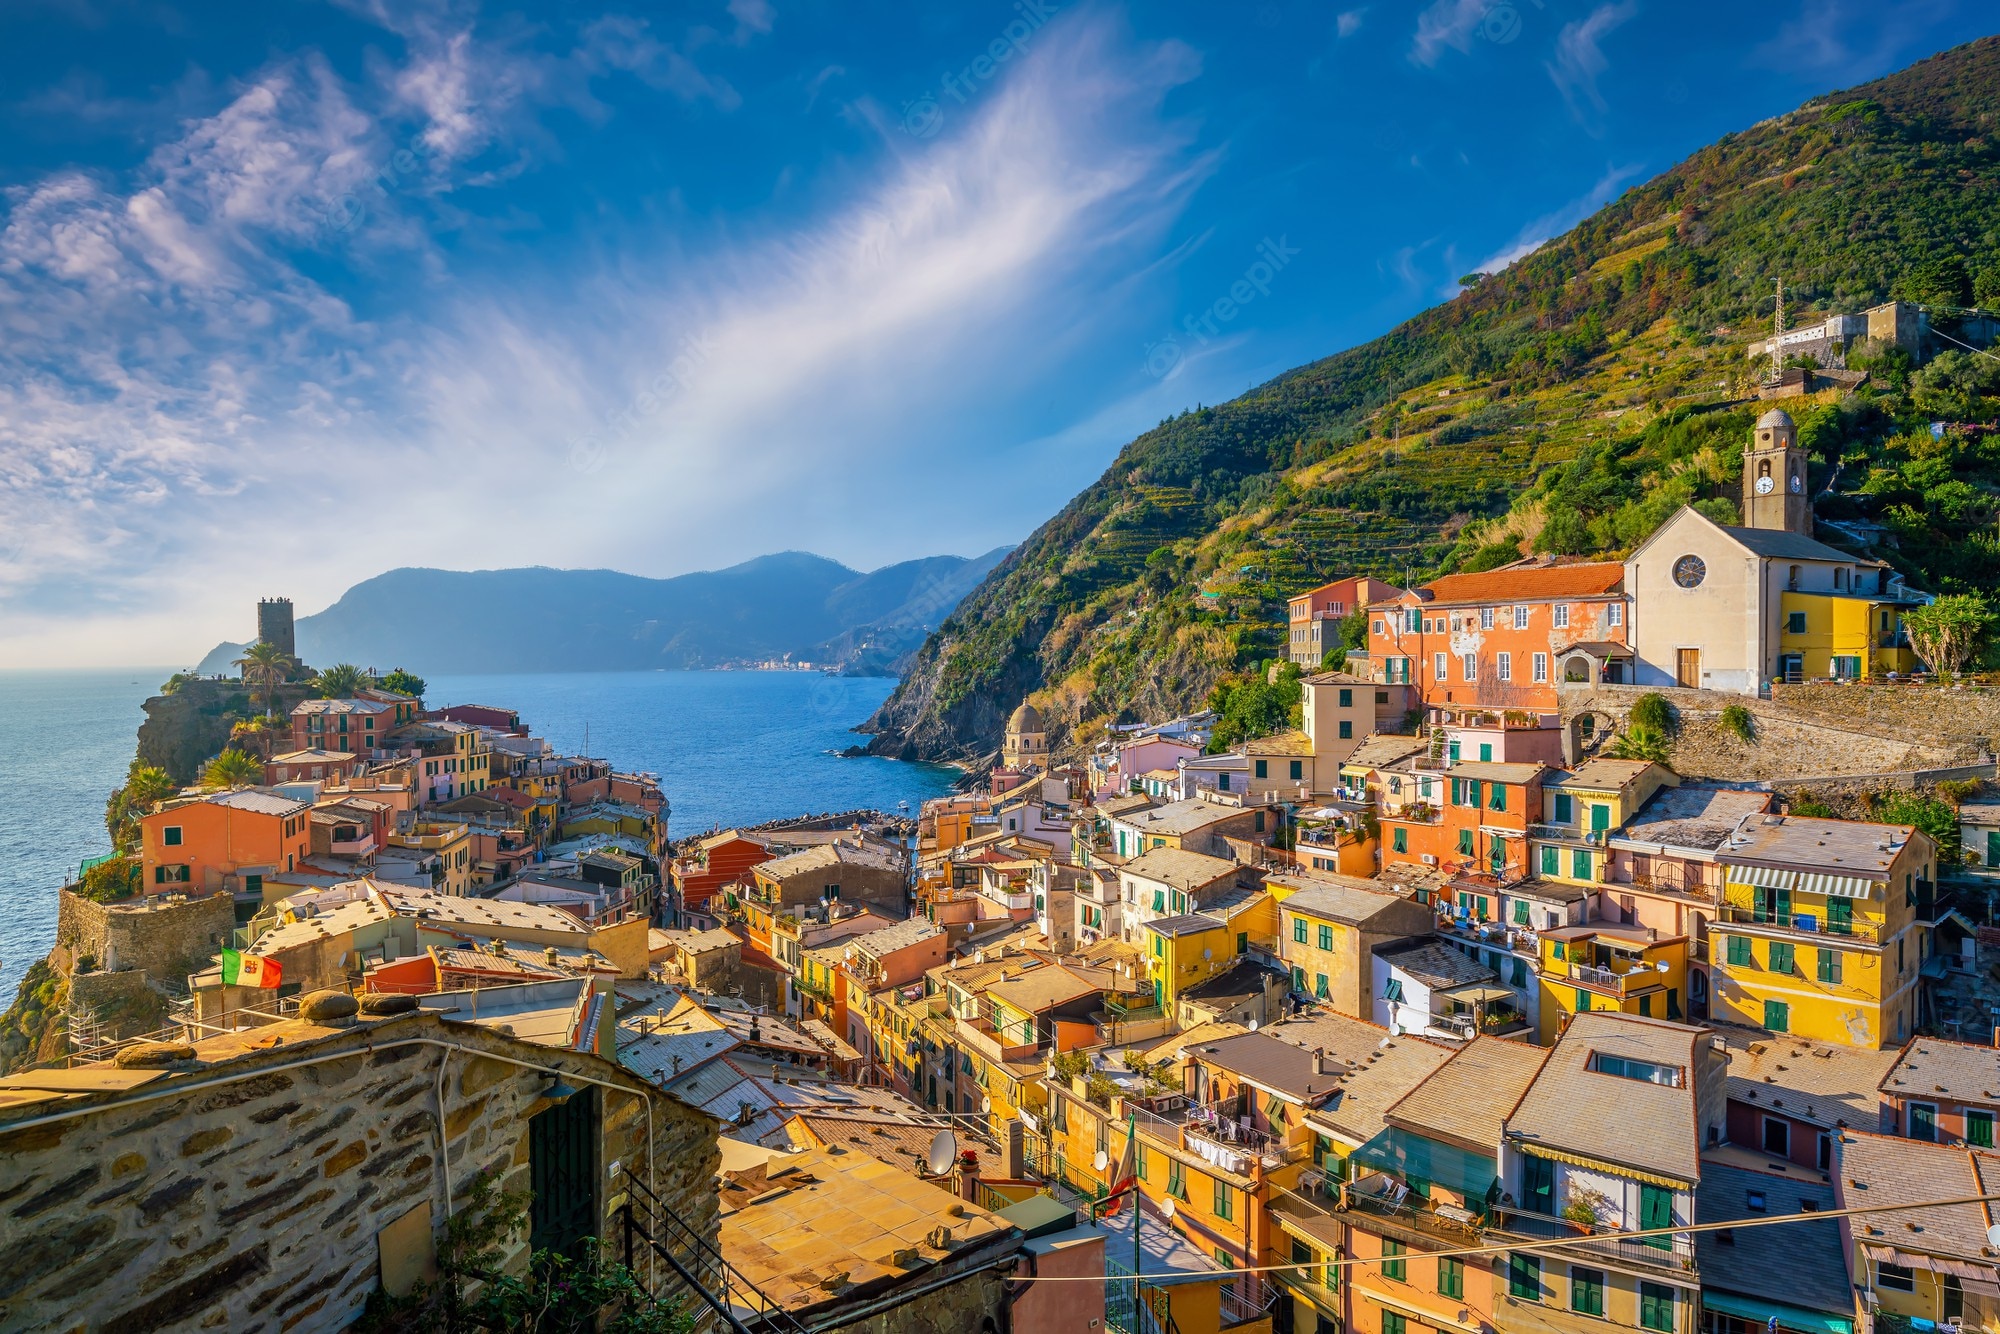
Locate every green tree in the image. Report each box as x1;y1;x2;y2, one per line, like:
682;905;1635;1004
316;663;367;698
1903;593;1994;675
76;855;140;903
1207;663;1303;751
200;748;263;789
1535;509;1592;555
234;640;290;719
1910;351;2000;422
105;762;176;851
1876;792;1962;864
379;669;427;700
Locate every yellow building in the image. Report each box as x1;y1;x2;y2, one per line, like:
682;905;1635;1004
1271;873;1435;1016
1778;589;1920;681
384;820;474;896
1530;758;1676;886
1535;921;1690;1042
1710;815;1935;1048
1836;1130;2000;1331
1143;914;1242;1011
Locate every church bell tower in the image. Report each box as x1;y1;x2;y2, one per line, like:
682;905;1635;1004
1743;409;1811;535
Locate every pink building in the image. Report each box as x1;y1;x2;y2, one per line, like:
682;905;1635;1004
1288;575;1405;666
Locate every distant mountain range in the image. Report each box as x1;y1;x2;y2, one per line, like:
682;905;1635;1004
194;548;1013;677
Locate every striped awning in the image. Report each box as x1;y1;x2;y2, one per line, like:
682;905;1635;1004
1726;863;1794;890
1796;871;1878;900
1514;1140;1688;1190
1724;864;1879;900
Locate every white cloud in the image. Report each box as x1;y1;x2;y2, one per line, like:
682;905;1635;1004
1337;10;1367;38
1468;159;1646;275
577;14;743;109
1410;0;1486;66
1546;0;1639;125
0;8;1210;666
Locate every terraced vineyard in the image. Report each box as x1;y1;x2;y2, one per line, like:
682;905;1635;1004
867;36;2000;764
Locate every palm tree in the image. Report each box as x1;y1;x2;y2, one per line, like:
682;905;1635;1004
234;640;289;719
316;662;367;698
106;763;177;852
230;716;280;760
201;748;264;789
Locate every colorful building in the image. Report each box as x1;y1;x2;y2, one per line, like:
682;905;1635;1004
1288;575;1406;667
141;788;313;898
1708;814;1936;1049
1360;560;1631;708
1272;873;1436;1015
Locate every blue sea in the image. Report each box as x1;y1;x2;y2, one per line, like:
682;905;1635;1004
0;668;956;998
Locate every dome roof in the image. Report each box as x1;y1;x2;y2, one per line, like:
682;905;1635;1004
1007;701;1046;734
1756;408;1796;431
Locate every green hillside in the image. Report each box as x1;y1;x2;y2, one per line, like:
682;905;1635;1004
865;36;2000;764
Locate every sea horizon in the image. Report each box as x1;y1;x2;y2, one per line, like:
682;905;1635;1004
0;667;957;998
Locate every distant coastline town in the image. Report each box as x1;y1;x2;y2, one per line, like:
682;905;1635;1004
8;403;2000;1333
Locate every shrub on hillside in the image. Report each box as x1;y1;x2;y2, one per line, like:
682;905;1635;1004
1630;693;1677;735
1719;704;1755;743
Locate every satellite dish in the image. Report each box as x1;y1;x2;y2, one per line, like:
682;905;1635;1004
1248;1018;1259;1031
927;1129;957;1176
1095;1150;1110;1171
1656;960;1671;973
1162;1197;1177;1219
1988;1223;2000;1251
982;1096;993;1114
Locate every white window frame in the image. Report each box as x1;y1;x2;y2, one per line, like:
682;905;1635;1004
1462;653;1478;682
1480;607;1494;630
1533;653;1549;683
1514;605;1529;629
1607;602;1623;628
1497;652;1513;681
1434;652;1448;680
1553;604;1571;629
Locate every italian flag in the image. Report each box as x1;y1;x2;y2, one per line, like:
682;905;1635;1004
221;950;282;989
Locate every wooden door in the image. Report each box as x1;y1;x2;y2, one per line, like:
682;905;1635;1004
1675;648;1700;688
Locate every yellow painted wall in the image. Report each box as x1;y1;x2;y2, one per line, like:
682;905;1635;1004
1536;933;1689;1043
1780;592;1918;677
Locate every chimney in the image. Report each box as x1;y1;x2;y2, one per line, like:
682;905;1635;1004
1003;1120;1025;1180
954;1149;980;1201
1311;1047;1326;1076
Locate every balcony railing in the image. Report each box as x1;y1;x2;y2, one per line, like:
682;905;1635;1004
1568;962;1651;994
1717;903;1880;943
1490;1207;1697;1274
1528;824;1605;846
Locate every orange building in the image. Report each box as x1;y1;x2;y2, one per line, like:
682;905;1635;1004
1379;761;1547;882
141;789;313;898
1288;575;1406;666
1360;560;1629;709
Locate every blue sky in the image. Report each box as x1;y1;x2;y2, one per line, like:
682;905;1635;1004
0;0;1990;666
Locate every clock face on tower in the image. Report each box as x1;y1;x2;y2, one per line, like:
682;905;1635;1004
1673;554;1707;588
1754;476;1775;495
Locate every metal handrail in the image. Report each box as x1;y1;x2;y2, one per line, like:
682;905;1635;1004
621;1168;811;1334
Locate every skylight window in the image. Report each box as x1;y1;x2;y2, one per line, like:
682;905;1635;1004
1591;1053;1683;1087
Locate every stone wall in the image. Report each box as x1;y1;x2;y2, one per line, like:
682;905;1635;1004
1770;681;2000;756
54;888;235;983
0;1010;721;1333
67;968;167;1044
1557;682;1965;782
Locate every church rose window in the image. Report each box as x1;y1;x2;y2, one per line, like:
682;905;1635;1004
1672;555;1706;589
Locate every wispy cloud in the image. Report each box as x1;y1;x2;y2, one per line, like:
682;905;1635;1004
1468;159;1646;274
1410;0;1486;66
1546;0;1638;125
1749;0;1952;80
1337;9;1367;38
0;6;1209;666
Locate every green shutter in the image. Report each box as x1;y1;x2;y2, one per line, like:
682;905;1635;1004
1726;935;1751;966
1817;948;1842;984
1554;792;1573;823
1540;845;1558;876
1764;999;1790;1032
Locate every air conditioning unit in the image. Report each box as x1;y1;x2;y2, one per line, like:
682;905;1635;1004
1421;854;1439;866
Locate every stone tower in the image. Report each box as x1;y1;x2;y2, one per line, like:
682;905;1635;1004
1002;701;1047;771
257;597;297;657
1742;409;1811;535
